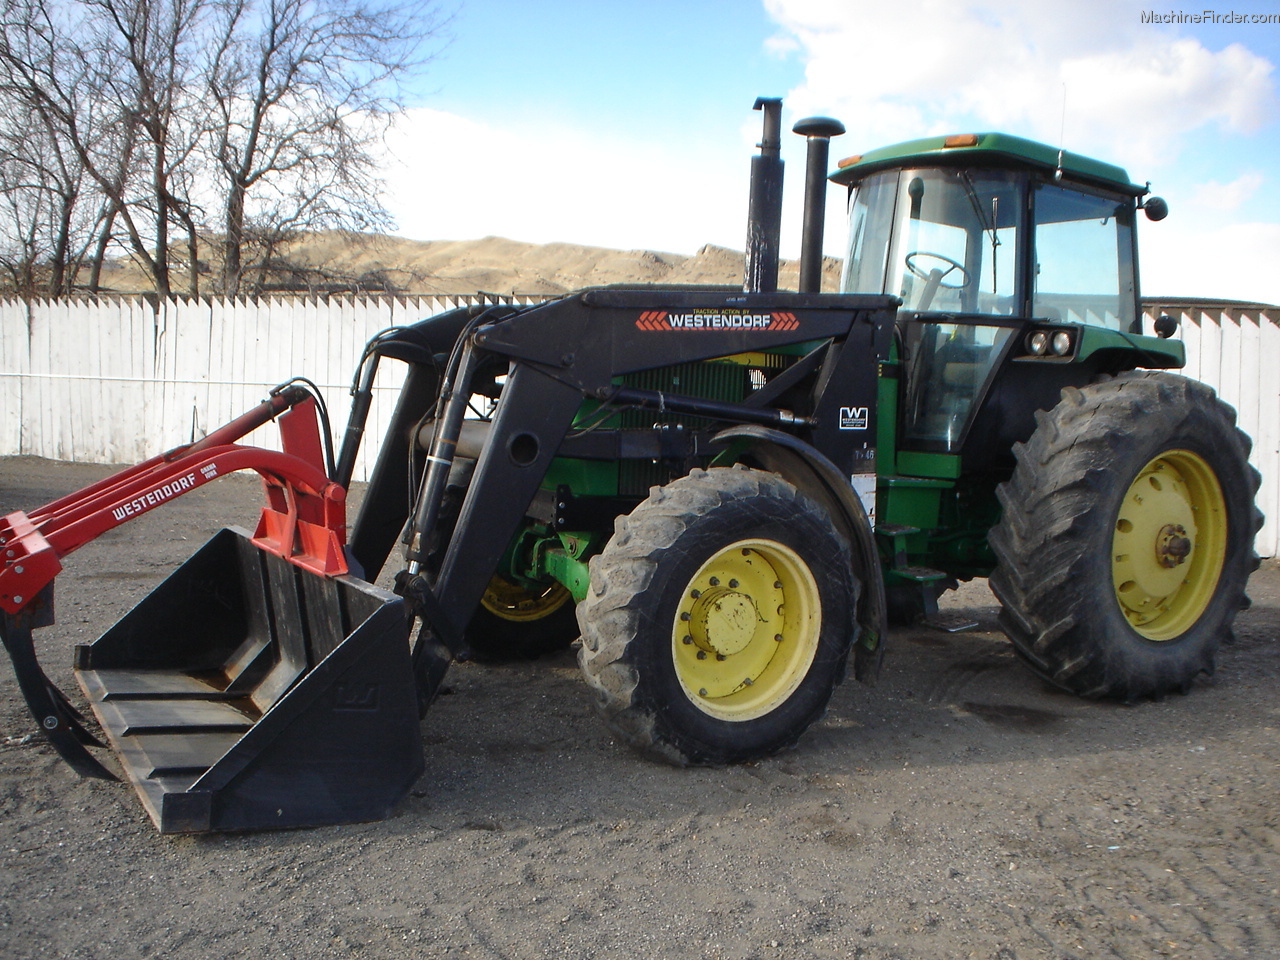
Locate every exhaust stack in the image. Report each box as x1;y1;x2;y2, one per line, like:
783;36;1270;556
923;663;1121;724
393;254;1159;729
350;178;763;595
744;97;784;294
793;116;846;294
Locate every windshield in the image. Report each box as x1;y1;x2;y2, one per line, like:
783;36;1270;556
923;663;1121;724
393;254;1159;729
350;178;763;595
841;168;1023;315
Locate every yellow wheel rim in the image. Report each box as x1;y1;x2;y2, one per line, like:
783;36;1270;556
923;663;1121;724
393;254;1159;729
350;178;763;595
480;574;572;623
1111;450;1227;641
671;539;821;721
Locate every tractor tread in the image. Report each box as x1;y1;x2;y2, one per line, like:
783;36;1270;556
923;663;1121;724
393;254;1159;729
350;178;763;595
577;466;856;766
989;370;1262;701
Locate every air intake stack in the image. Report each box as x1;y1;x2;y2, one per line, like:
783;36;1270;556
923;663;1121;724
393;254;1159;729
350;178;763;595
793;116;846;294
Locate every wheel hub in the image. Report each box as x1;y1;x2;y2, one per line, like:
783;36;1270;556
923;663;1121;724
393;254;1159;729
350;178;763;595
480;574;572;622
672;539;820;721
1156;524;1192;568
690;588;758;657
1112;450;1227;641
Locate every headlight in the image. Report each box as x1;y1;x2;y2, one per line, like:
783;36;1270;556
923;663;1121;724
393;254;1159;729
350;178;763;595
1027;331;1049;355
1051;331;1072;356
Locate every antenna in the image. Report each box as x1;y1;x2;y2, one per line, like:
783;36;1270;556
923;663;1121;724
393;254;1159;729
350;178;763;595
1055;83;1067;181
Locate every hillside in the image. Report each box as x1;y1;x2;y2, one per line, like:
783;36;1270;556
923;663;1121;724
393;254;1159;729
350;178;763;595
279;233;844;297
93;232;844;297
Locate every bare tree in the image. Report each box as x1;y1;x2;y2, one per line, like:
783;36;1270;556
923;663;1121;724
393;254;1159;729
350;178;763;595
81;0;225;295
0;0;157;292
0;0;442;297
0;0;98;293
208;0;441;294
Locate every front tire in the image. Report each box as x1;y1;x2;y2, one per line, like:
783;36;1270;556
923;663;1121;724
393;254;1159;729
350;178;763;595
989;371;1261;700
577;466;859;764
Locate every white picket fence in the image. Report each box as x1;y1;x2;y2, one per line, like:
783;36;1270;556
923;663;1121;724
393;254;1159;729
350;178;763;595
1;296;1277;555
0;295;532;484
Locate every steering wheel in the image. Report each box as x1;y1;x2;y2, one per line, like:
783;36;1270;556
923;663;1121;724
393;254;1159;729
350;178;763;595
905;251;971;289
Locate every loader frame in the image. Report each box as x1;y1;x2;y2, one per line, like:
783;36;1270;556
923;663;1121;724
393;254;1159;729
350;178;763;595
376;289;898;682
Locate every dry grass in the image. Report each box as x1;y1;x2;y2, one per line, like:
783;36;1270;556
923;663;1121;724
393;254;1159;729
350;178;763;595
91;232;842;296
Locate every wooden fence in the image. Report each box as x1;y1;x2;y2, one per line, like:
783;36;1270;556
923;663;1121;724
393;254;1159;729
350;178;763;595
1141;301;1280;558
0;295;523;482
2;295;1277;555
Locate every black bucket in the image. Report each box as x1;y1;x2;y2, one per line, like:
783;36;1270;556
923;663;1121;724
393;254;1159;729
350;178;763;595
73;527;425;833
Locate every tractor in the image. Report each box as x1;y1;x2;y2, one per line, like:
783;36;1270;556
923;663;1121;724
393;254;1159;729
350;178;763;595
0;98;1260;832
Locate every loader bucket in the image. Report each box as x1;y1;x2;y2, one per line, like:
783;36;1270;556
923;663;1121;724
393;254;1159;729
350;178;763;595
72;527;426;834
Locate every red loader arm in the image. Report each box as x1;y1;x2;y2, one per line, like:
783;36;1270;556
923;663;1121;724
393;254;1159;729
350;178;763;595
0;384;348;778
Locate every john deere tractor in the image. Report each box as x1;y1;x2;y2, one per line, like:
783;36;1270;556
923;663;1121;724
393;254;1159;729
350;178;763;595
0;98;1260;832
828;124;1261;700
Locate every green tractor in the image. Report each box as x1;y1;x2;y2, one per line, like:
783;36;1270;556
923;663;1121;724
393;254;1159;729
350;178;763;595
471;103;1262;749
1;98;1262;831
827;126;1261;700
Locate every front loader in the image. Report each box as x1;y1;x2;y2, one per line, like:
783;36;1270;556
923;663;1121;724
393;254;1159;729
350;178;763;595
0;98;1261;833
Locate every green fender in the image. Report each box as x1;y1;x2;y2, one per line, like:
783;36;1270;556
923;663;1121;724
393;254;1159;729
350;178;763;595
710;425;887;683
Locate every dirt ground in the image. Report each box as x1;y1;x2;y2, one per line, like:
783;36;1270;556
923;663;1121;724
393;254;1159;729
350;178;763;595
1;456;1278;960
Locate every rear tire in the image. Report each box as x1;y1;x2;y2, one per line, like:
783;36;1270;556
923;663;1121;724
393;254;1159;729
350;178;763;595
989;371;1261;700
577;466;859;765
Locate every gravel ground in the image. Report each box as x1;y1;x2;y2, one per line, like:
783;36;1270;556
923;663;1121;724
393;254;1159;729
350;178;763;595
2;456;1278;960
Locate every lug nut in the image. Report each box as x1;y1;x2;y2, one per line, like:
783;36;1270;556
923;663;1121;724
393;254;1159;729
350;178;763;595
728;579;738;588
683;635;693;645
709;577;720;586
697;651;707;660
680;611;691;621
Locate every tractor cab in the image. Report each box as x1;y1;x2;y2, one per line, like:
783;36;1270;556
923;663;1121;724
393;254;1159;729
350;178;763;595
830;134;1169;460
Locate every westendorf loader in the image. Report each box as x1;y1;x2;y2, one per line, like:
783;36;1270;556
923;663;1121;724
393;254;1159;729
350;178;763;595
0;99;1261;832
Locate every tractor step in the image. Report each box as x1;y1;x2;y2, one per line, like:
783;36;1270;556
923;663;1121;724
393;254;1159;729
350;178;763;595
73;527;432;834
894;565;949;583
920;611;981;633
874;524;920;537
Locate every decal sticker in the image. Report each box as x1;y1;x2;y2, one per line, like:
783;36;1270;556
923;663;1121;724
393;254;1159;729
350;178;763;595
839;406;869;430
850;473;876;525
111;472;198;521
635;309;799;332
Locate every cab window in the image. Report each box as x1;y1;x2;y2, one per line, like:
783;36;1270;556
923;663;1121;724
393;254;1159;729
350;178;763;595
1032;183;1134;329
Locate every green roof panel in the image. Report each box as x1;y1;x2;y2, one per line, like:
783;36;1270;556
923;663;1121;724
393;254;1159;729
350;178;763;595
830;132;1145;196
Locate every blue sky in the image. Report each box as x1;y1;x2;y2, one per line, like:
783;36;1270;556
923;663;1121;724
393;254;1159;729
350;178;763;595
381;0;1280;304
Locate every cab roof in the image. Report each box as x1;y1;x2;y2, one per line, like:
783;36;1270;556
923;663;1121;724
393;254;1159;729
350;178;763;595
829;132;1146;197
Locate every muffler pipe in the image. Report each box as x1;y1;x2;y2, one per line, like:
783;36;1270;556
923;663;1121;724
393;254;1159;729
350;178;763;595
744;97;784;294
793;116;845;294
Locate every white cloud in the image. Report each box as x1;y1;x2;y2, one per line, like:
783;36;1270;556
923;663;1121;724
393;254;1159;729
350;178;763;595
379;107;749;254
1141;219;1280;304
1190;172;1266;212
764;0;1276;171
